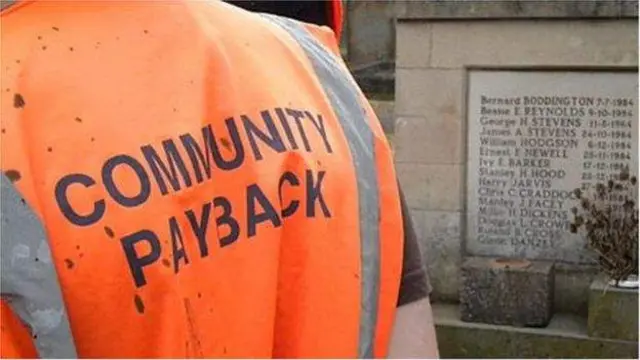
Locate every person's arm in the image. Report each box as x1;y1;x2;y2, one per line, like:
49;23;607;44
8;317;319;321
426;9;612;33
389;297;439;359
388;185;439;358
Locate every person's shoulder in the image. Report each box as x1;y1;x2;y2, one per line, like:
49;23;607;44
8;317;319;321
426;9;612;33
298;20;342;58
258;12;341;59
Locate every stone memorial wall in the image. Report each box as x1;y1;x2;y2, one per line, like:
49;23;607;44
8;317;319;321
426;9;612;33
394;1;638;310
394;1;639;356
467;71;638;263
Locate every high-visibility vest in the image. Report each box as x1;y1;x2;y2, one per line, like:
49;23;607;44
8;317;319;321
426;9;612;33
0;1;403;358
328;0;344;43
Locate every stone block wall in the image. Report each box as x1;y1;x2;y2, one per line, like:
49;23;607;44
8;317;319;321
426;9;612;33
394;2;638;306
345;0;396;67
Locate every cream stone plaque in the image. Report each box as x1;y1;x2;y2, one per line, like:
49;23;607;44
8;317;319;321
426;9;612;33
466;70;638;263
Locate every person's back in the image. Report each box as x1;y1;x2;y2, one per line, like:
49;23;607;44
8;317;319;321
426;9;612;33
1;1;435;358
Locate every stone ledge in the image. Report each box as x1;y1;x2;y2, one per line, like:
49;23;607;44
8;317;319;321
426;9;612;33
351;61;395;98
460;257;554;327
434;303;639;358
368;100;395;134
396;0;638;20
588;276;639;341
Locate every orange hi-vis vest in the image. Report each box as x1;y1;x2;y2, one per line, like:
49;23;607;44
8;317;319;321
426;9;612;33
328;0;344;43
0;1;403;358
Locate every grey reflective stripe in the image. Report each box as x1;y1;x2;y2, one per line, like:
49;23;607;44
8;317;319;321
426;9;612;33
1;1;16;11
1;174;77;358
262;15;381;358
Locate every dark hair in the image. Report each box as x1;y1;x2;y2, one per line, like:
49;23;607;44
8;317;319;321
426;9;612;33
225;1;330;27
